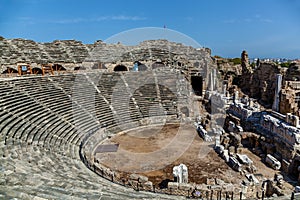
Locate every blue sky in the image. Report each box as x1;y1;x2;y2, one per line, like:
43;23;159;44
0;0;300;58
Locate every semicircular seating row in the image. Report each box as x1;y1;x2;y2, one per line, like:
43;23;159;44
0;70;183;199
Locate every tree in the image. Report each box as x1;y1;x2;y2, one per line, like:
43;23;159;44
280;62;291;68
229;58;241;65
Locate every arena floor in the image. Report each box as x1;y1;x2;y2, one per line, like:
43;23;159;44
94;123;294;194
95;124;236;186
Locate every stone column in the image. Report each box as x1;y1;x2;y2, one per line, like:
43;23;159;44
272;74;282;112
223;84;227;95
234;91;239;104
209;71;214;91
213;68;217;90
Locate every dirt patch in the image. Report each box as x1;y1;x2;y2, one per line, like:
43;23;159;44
111;124;180;153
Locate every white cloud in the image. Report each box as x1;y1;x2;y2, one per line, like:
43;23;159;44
260;18;273;23
223;14;273;24
110;15;146;21
54;18;85;24
50;15;146;24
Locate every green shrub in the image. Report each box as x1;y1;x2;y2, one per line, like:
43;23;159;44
228;58;241;65
280;62;290;68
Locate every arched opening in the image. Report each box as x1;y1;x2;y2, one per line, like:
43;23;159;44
17;64;32;75
52;64;66;71
114;65;128;71
152;62;165;69
133;61;148;71
74;66;86;70
2;67;18;74
32;68;43;75
138;64;148;71
191;76;203;96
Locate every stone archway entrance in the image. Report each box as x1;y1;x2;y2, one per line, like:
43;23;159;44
52;64;66;71
191;76;203;96
32;68;43;75
114;65;128;71
152;62;165;69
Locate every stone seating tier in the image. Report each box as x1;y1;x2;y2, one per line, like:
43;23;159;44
0;71;187;199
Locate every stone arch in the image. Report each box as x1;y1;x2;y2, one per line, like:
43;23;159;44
133;61;148;71
52;64;66;71
74;66;86;70
32;67;43;74
138;64;148;71
152;61;165;69
114;64;128;71
2;67;18;74
191;75;203;96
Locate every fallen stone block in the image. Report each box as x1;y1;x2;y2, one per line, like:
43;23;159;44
237;154;253;165
178;183;193;191
168;182;179;189
245;174;259;185
216;178;225;185
138;175;148;183
207;178;215;185
141;181;153;190
265;154;281;170
129;173;139;181
128;180;139;188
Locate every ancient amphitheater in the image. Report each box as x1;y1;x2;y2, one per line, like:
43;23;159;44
0;38;213;199
1;37;299;200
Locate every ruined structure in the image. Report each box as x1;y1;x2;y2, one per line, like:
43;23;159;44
173;164;188;183
0;37;219;199
237;51;300;115
241;50;252;74
277;62;300;117
0;37;299;199
0;38;214;98
227;95;300;188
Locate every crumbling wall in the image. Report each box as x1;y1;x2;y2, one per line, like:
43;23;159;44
280;81;300;116
237;50;283;107
285;62;300;81
0;37;213;74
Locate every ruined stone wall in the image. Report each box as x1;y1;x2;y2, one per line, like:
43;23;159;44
0;37;213;74
227;100;300;181
239;61;282;107
280;82;299;115
284;62;300;81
